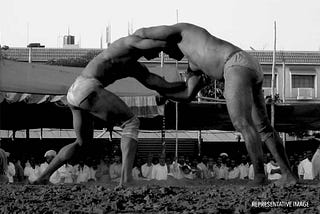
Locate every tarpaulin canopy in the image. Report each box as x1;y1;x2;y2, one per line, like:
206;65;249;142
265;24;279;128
0;59;182;121
1;59;320;132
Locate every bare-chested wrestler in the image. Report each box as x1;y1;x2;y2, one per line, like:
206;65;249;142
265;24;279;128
33;35;185;188
134;23;297;186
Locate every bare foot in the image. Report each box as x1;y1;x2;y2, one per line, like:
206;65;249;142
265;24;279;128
275;173;298;187
114;179;140;191
248;175;268;187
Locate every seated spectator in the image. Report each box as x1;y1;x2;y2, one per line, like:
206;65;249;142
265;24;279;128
169;156;185;179
184;156;192;169
165;156;173;176
197;155;209;179
132;158;143;180
266;157;282;180
95;155;111;183
6;154;16;183
190;158;202;179
0;148;9;183
109;154;122;182
207;157;217;179
58;162;74;184
141;153;153;180
74;160;91;183
298;150;314;180
13;158;25;183
87;157;98;182
238;155;249;179
228;159;240;180
151;155;168;180
182;165;196;180
216;156;228;180
24;158;40;183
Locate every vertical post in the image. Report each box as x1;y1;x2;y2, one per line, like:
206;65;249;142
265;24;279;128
175;102;178;159
28;47;32;63
198;130;202;156
271;21;276;126
160;51;166;155
175;8;179;159
282;60;286;102
282;132;286;148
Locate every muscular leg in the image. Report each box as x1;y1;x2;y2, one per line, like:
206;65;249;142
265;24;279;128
251;80;297;186
80;88;138;188
36;87;137;186
224;67;267;185
34;107;94;184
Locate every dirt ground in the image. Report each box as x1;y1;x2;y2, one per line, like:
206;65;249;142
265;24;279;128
0;179;319;214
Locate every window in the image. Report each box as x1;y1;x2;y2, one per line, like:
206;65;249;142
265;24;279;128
263;74;277;88
292;75;315;88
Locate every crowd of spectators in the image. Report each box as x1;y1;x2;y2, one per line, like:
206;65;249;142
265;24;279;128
1;144;320;185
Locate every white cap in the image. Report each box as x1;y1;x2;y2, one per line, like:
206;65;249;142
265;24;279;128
220;153;228;157
44;150;57;157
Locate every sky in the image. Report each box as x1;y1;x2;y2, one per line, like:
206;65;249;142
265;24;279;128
1;0;320;51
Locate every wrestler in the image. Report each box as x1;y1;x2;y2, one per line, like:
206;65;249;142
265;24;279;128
134;23;297;185
34;35;186;188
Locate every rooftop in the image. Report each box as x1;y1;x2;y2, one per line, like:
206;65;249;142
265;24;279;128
3;48;320;65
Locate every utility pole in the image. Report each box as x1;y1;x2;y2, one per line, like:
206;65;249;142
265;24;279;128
271;21;276;127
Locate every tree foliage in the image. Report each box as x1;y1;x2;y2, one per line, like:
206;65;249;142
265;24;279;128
46;50;102;67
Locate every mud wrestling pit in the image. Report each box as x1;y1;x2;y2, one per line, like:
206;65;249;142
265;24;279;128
1;179;319;214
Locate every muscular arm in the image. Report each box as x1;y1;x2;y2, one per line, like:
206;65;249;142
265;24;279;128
161;69;205;102
134;24;184;44
132;63;186;94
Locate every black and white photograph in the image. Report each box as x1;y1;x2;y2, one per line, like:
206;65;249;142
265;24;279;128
0;0;320;213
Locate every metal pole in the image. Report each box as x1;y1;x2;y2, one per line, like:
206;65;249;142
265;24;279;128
175;9;179;159
175;102;178;158
28;47;32;63
271;21;276;126
198;130;202;156
282;60;286;102
160;51;166;155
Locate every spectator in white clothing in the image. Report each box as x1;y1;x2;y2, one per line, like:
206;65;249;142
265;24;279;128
216;156;228;180
58;162;74;184
109;154;122;182
151;155;168;180
238;155;249;179
74;160;91;183
298;150;314;180
24;158;41;183
6;154;15;183
228;160;240;180
266;157;282;180
141;154;153;179
40;150;60;184
132;158;143;180
197;155;209;179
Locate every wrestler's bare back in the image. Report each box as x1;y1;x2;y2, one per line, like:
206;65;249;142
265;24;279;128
81;36;165;86
175;23;241;80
